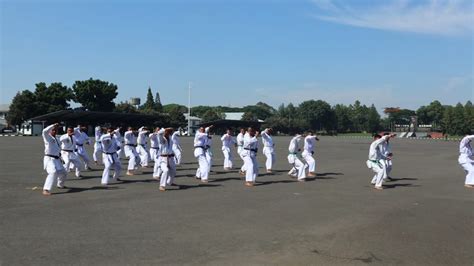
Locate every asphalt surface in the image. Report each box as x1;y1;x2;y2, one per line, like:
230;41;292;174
0;136;472;266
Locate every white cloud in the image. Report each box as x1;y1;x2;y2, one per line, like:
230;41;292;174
311;0;474;36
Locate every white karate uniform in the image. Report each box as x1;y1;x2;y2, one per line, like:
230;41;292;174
157;129;176;187
137;127;150;167
458;135;474;185
124;130;140;170
380;141;393;178
42;124;67;191
60;133;82;178
287;135;307;180
221;133;235;169
73;127;91;168
171;131;182;165
366;135;390;188
93;126;103;164
114;128;124;159
261;129;275;171
100;133;121;185
236;132;246;172
194;127;210;181
205;136;213;171
149;132;162;178
302;135;317;173
242;133;259;182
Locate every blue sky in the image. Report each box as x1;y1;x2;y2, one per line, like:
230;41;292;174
1;0;473;112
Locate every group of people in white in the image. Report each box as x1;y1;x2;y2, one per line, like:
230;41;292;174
41;122;474;195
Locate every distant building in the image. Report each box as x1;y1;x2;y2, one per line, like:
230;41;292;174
184;114;202;135
0;104;10;131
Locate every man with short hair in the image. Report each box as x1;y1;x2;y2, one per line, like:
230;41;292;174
261;128;275;173
458;134;474;188
41;123;67;196
302;131;319;177
242;127;259;187
288;134;308;181
157;128;178;191
194;126;212;182
114;127;124;159
171;130;183;166
100;127;122;185
366;133;396;190
93;126;104;165
149;127;162;179
124;127;140;175
221;128;235;170
137;126;151;167
74;125;92;170
60;126;83;178
236;128;247;175
380;132;394;181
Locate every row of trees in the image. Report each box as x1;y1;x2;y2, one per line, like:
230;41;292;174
8;79;118;126
7;79;473;135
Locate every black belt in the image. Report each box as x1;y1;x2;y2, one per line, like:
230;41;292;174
45;154;60;159
244;148;258;152
125;144;137;147
150;147;159;149
104;152;116;155
77;144;84;146
62;149;77;152
194;146;207;150
160;154;175;157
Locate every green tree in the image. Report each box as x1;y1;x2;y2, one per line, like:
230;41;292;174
452;103;468;135
168;106;186;128
163;104;187;113
297;100;333;131
241;111;258;121
242;102;275;121
366;104;381;133
155;92;163;112
333;104;352;132
441;106;455;135
6;90;38;127
201;109;223;122
114;102;139;114
72;78;118;111
34;82;73;114
141;87;155;111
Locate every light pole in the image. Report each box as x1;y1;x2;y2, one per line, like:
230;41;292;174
187;82;191;136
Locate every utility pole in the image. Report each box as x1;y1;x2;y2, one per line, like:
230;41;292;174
187;82;191;136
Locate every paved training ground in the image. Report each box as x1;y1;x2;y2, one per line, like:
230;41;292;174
0;136;472;265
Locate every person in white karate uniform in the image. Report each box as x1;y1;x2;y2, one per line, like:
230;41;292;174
137;126;151;167
194;126;212;182
221;128;235;170
287;134;308;181
236;128;247;175
242;127;259;187
41;123;67;196
261;128;275;173
93;126;104;165
114;127;124;159
380;132;394;181
124;127;140;175
302;131;319;177
205;133;213;171
157;128;178;191
60;126;83;178
100;127;122;185
458;134;474;188
171;131;182;166
366;133;396;190
149;127;162;180
73;125;92;170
